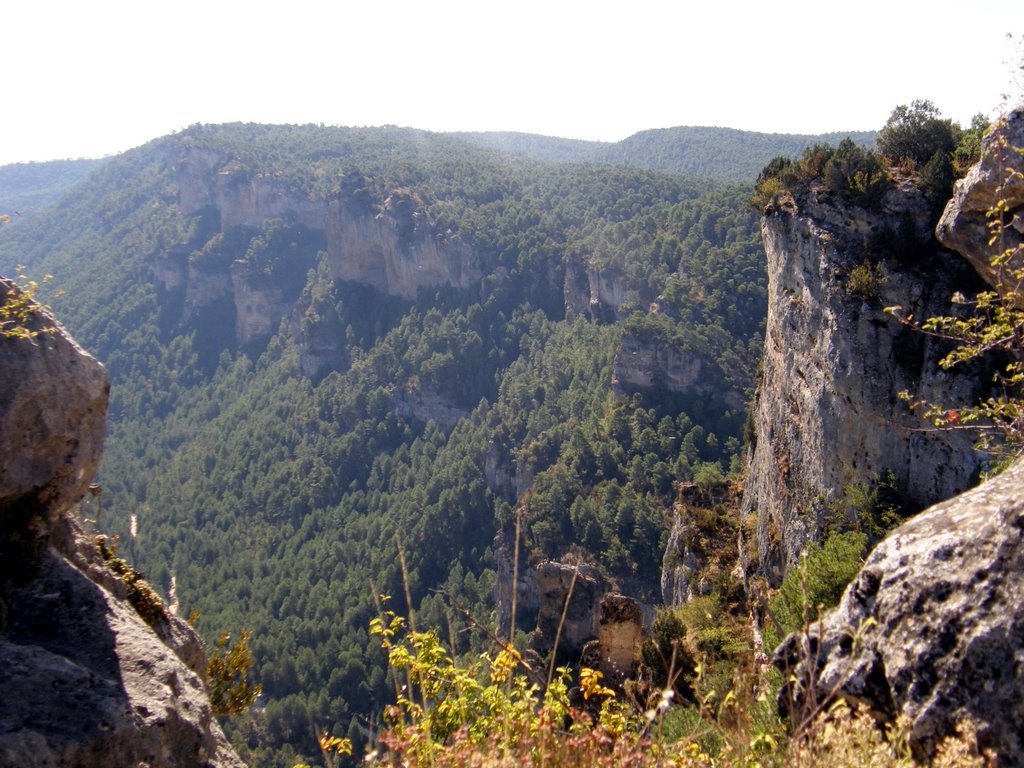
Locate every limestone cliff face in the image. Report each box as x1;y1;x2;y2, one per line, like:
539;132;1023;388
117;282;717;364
612;329;745;409
661;483;740;607
563;254;630;321
740;184;990;585
528;562;606;657
0;285;244;767
175;147;223;217
778;114;1024;763
230;262;293;347
523;561;645;684
177;151;327;233
215;168;326;234
183;261;233;323
613;331;704;392
326;193;481;300
494;536;539;638
392;383;471;429
173;149;482;352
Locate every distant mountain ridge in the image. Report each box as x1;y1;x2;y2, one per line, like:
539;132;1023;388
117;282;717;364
0;158;106;220
0;126;876;216
446;131;608;163
450;126;877;181
592;126;878;181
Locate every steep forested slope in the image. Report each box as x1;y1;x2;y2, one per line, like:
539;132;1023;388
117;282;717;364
0;123;765;766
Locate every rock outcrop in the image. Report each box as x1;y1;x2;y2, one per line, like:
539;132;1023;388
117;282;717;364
661;483;740;607
0;285;244;767
231;261;294;347
740;183;991;585
325;192;480;300
525;562;645;682
563;255;631;322
1;521;246;768
937;102;1024;297
774;106;1024;765
0;280;108;564
529;561;606;657
177;150;326;234
392;383;470;428
775;457;1024;763
612;330;745;408
588;593;643;682
173;149;482;354
494;534;540;638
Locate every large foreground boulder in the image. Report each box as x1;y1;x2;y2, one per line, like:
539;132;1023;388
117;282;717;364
0;521;246;768
0;281;245;767
0;278;108;570
775;458;1024;763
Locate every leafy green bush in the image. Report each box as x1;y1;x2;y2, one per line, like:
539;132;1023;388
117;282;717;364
952;114;991;176
846;260;886;302
841;469;908;542
639;609;695;701
919;150;955;211
765;531;868;649
752;139;888;211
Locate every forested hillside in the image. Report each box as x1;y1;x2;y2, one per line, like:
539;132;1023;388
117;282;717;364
0;123;766;766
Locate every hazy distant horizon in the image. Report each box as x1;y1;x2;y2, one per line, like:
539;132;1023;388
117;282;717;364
2;0;1019;166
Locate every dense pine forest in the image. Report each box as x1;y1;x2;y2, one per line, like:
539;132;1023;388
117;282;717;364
0;122;874;765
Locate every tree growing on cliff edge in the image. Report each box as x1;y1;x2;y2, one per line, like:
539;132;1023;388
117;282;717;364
877;100;961;166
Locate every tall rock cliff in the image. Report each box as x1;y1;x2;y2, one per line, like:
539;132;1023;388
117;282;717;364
740;181;990;585
773;104;1024;765
326;187;481;300
0;281;244;768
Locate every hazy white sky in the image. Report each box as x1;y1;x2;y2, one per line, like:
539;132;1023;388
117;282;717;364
2;1;1020;165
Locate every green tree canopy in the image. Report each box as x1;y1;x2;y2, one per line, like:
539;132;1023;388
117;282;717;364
877;99;961;165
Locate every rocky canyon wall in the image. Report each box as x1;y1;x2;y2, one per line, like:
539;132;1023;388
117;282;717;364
740;181;990;586
774;104;1024;765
